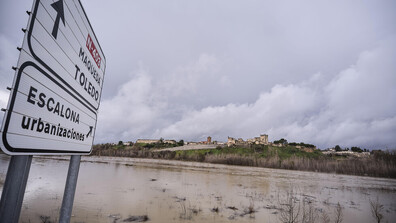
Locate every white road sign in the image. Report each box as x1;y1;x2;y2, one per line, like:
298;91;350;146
0;0;106;155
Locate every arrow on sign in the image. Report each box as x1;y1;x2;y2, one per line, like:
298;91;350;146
87;126;93;137
51;0;65;39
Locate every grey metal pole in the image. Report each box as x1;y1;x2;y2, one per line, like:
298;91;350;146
0;155;33;223
59;155;81;223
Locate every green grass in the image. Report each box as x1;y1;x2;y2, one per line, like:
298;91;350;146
96;143;323;162
173;145;323;160
275;146;322;160
114;144;125;149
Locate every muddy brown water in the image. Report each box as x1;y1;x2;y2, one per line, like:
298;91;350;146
1;154;395;223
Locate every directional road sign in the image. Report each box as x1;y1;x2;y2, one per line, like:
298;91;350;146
0;0;106;155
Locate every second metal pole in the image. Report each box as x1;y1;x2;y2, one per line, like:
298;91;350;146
59;155;81;223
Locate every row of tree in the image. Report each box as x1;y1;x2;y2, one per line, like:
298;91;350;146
115;138;374;153
117;139;185;148
273;138;315;148
272;138;371;153
334;145;368;153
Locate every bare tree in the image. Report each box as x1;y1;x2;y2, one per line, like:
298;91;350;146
321;211;330;223
370;198;384;223
301;201;308;223
301;199;317;223
334;202;343;223
279;189;300;223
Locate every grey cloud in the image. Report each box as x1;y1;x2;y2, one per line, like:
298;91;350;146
0;90;8;111
0;35;20;124
83;0;396;104
0;35;19;92
96;68;165;142
153;39;396;149
96;53;222;142
1;0;395;150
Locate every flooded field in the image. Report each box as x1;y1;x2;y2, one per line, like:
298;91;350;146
1;154;396;223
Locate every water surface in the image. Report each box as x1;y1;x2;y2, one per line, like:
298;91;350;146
1;155;395;222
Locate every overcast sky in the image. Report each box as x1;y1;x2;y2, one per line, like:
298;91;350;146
1;0;396;149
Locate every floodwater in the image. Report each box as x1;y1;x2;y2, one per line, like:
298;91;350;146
1;154;396;223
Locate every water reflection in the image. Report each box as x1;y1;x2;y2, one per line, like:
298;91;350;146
0;155;396;223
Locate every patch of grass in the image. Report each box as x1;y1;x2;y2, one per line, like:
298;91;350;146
276;146;322;160
174;145;322;161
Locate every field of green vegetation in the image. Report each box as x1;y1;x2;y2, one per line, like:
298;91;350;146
91;143;396;178
172;144;322;160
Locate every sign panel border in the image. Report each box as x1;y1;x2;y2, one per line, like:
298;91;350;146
2;61;93;154
1;0;106;155
27;0;106;113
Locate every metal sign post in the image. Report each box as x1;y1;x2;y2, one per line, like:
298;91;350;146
0;155;33;222
59;155;81;223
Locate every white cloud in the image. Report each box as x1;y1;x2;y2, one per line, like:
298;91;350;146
0;34;19;125
96;54;223;142
0;34;19;89
0;89;9;109
0;0;395;150
0;89;10;124
153;38;396;149
163;54;219;96
95;68;166;142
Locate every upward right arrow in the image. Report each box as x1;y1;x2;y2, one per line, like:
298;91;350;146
86;126;93;137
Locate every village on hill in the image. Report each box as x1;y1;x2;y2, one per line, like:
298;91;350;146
113;134;371;157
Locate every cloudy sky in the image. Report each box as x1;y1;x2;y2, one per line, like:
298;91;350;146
1;0;396;149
